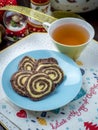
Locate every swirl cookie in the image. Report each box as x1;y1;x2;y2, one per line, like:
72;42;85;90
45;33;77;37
35;63;64;85
25;72;55;101
33;57;58;72
18;56;36;71
37;57;58;65
10;71;32;96
10;56;64;101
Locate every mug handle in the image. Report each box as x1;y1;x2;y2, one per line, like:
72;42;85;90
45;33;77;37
43;22;51;32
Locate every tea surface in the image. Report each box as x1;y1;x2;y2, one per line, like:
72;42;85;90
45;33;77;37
52;23;90;46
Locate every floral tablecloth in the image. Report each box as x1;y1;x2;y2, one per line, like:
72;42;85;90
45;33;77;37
0;33;98;130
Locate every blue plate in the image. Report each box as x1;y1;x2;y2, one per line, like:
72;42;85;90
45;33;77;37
2;50;82;111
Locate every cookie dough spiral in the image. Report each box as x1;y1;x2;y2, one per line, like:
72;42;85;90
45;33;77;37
18;56;36;71
10;71;32;96
25;72;55;101
35;63;64;85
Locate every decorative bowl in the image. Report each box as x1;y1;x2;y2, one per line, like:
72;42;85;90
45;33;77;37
51;11;84;19
51;0;98;13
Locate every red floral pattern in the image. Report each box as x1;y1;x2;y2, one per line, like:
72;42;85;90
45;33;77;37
6;27;28;37
0;0;17;7
0;0;17;22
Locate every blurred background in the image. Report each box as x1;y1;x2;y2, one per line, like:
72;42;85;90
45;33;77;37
0;0;98;50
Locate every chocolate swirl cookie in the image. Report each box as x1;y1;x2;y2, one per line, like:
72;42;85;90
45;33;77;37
10;56;64;101
25;72;55;101
37;57;58;65
18;56;36;71
35;63;64;85
10;71;32;96
33;57;58;72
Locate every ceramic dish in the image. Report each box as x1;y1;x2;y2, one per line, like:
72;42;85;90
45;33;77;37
51;11;84;19
2;50;82;111
51;0;98;13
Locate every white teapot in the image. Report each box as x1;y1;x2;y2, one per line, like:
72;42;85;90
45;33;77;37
51;0;98;13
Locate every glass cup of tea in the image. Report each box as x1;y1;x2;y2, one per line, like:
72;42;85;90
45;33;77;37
43;18;95;60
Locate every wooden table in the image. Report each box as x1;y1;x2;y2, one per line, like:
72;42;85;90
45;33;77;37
0;7;98;51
